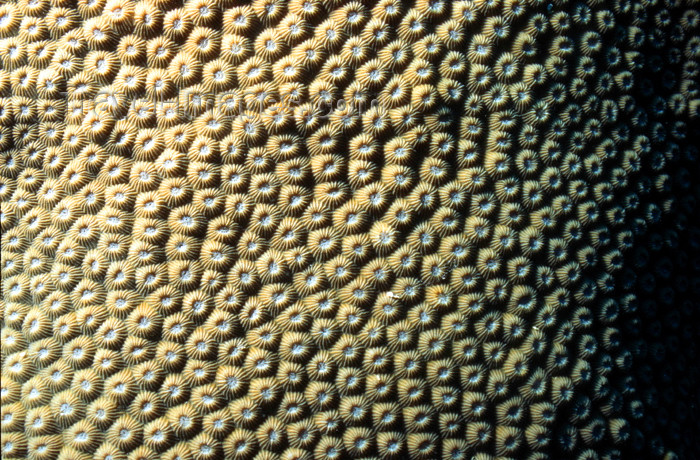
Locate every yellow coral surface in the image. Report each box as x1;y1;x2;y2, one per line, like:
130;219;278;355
1;0;699;459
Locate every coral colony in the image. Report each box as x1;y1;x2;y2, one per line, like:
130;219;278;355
1;0;699;459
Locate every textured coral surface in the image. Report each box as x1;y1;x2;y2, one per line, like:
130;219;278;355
1;0;699;459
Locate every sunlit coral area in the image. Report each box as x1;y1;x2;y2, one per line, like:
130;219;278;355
1;0;699;459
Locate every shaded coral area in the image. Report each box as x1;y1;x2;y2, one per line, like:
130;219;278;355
1;0;699;459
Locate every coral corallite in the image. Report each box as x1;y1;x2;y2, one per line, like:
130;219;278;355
1;0;699;459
